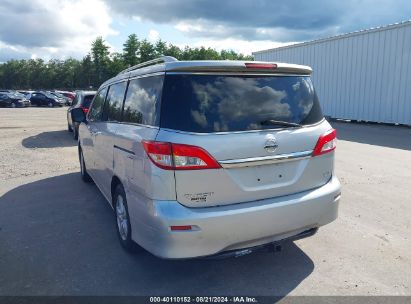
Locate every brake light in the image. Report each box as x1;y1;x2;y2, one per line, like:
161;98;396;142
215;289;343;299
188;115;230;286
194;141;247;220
245;63;277;69
142;141;221;170
80;106;89;114
142;141;173;169
312;129;337;156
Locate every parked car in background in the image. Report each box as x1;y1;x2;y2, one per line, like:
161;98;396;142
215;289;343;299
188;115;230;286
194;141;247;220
18;91;34;99
50;91;71;105
30;91;64;107
67;90;96;139
71;57;341;259
0;92;30;108
0;89;14;95
57;91;75;102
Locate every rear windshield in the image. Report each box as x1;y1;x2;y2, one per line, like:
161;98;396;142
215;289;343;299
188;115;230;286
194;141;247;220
82;94;95;108
161;74;323;133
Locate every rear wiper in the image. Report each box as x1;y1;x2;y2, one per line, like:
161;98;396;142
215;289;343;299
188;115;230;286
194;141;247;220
259;119;302;128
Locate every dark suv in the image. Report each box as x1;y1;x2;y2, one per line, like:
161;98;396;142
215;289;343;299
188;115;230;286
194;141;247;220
67;90;96;139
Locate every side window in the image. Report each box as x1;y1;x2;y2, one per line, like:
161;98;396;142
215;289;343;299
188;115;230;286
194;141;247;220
88;87;107;122
122;75;164;126
102;82;127;122
72;94;79;106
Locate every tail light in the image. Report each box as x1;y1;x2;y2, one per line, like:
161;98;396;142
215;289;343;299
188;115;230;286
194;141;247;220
142;141;221;170
312;129;337;156
80;106;89;114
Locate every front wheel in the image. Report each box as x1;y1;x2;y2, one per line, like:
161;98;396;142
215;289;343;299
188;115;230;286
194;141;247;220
48;102;54;107
79;148;92;182
11;102;16;108
114;184;138;253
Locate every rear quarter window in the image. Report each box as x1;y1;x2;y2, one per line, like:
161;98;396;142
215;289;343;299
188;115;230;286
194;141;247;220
82;95;95;108
122;75;163;126
161;74;323;133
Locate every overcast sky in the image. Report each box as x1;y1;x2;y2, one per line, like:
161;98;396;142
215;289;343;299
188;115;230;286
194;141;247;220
0;0;410;62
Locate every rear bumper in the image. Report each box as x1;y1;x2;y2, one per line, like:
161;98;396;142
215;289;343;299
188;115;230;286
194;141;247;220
205;227;319;259
129;175;341;259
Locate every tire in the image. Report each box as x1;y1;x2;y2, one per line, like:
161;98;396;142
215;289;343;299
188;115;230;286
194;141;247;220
11;103;16;108
79;148;92;183
73;126;78;140
113;184;138;253
48;102;54;107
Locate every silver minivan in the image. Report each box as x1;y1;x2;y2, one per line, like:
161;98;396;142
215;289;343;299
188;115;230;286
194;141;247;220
71;57;341;259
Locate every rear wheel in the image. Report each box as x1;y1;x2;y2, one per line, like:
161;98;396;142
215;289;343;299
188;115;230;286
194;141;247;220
73;126;78;140
79;148;92;182
114;184;138;253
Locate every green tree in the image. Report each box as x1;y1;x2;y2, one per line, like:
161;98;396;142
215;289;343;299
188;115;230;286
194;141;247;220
164;43;182;59
0;34;253;90
81;54;93;89
154;39;167;57
139;39;156;62
122;34;140;67
109;52;127;76
91;36;110;87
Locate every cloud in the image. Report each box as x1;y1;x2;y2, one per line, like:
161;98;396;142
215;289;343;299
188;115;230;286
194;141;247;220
0;0;117;60
0;43;31;62
176;39;292;57
103;0;411;42
148;29;160;42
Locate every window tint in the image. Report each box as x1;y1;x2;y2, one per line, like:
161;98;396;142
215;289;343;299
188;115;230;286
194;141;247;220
161;75;323;133
88;87;107;122
102;82;127;122
122;75;163;126
82;94;95;108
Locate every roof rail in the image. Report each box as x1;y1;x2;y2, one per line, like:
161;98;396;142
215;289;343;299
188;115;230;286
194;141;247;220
118;56;178;75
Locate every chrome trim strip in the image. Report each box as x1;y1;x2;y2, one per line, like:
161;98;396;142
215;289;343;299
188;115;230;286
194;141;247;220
219;150;313;168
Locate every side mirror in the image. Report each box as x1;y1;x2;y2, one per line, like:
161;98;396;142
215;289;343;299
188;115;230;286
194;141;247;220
71;108;87;123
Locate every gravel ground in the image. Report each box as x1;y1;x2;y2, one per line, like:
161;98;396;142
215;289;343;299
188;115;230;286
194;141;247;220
0;107;410;296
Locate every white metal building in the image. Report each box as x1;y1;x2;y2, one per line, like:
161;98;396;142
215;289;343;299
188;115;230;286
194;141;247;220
253;21;411;125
